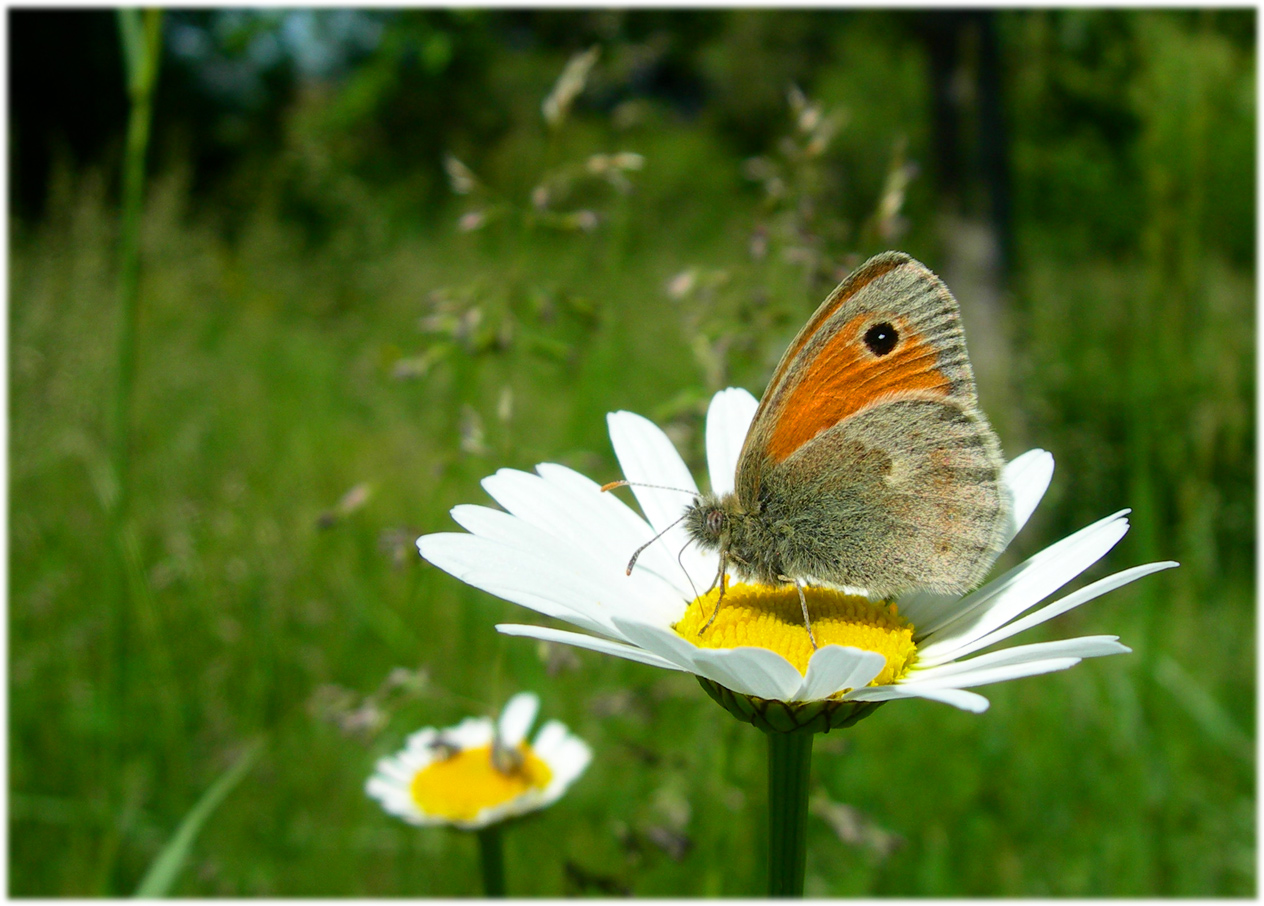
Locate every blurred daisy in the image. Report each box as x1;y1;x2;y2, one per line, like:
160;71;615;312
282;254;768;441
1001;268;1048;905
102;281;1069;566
418;389;1176;724
367;692;591;830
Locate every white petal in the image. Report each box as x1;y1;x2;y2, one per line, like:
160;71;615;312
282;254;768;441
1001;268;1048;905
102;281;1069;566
369;763;412;793
705;388;759;497
907;657;1082;689
610;614;802;700
926;561;1175;665
418;532;633;635
555;737;593;783
604;614;706;674
1000;449;1054;545
539;734;592;803
692;646;808;701
606;409;699;525
606;411;714;587
481;467;602;549
447;716;495;749
392;751;427;776
539;727;592;786
844;684;990;713
561;734;594;773
496;622;688;671
910;635;1129;682
366;783;410;812
448;505;684;625
497;692;539;747
478;468;634;575
408;813;445;827
916;510;1131;659
530;719;570;758
372;759;417;788
535;463;697;598
794;646;887;702
372;788;418;814
478;468;692;607
367;777;421;816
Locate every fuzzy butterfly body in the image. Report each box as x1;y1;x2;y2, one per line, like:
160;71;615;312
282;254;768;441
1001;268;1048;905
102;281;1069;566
683;251;1007;599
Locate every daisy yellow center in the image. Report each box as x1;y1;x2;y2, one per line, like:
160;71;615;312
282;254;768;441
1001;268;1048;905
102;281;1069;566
410;743;552;822
675;582;917;682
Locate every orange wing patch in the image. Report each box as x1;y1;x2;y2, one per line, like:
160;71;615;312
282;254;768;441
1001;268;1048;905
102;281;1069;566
763;256;904;399
766;314;951;462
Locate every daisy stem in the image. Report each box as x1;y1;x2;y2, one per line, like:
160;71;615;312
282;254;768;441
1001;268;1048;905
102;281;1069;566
476;824;506;897
766;729;813;896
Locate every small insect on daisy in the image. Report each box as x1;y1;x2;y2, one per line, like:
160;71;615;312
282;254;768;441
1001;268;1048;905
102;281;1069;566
366;692;591;831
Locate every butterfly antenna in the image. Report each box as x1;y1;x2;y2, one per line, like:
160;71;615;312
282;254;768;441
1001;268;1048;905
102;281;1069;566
625;512;689;575
601;479;696;495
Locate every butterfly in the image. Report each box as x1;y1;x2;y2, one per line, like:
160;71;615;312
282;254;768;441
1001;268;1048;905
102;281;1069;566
681;251;1007;645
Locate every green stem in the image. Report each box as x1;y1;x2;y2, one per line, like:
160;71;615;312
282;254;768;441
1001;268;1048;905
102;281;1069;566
766;730;813;897
476;824;506;897
111;6;162;704
113;7;162;526
100;12;162;894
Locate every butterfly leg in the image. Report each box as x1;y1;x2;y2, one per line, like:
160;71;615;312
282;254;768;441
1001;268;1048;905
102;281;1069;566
699;554;730;635
781;575;817;650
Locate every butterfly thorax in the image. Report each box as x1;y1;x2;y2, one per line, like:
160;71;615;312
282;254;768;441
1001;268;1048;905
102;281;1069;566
683;493;792;586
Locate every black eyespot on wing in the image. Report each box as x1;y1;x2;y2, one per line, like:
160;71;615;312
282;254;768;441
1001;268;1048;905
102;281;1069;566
864;322;899;356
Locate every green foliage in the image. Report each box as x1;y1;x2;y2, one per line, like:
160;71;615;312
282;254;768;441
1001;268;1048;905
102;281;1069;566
1004;9;1255;261
283;11;507;217
9;9;1253;897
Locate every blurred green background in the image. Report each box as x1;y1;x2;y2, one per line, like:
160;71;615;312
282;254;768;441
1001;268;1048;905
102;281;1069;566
9;8;1254;896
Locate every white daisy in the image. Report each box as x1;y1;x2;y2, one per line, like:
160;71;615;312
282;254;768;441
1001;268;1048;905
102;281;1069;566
366;692;592;830
418;388;1177;729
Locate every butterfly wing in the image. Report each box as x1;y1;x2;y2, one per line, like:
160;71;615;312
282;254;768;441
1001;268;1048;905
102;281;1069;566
735;252;1006;595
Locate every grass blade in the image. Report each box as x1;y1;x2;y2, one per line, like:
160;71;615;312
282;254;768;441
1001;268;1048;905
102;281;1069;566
133;741;264;897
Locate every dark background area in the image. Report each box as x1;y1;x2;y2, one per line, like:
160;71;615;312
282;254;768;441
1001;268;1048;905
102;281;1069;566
17;9;1252;264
